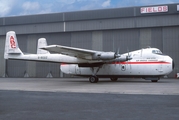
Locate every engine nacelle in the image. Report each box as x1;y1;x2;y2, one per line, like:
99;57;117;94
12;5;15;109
92;52;115;60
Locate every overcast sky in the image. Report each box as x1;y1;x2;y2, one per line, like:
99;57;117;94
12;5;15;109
1;0;179;17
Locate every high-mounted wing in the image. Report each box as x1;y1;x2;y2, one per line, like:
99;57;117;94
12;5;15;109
41;45;132;61
41;45;100;60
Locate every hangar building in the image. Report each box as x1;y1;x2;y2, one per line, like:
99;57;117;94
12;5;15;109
0;3;179;78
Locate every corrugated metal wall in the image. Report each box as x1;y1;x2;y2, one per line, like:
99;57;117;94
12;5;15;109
163;27;179;77
103;29;139;53
0;36;5;77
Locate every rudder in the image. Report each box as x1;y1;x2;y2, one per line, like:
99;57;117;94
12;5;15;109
4;31;23;59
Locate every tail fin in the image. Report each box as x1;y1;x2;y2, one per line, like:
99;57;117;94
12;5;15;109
4;31;23;59
37;38;50;54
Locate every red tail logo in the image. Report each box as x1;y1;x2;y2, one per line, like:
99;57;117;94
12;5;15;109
10;36;16;48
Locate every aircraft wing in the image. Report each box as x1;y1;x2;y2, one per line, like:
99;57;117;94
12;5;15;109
41;45;100;59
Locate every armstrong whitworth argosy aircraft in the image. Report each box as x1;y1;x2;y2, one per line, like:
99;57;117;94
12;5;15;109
4;31;174;83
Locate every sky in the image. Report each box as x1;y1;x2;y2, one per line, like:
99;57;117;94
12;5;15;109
1;0;179;17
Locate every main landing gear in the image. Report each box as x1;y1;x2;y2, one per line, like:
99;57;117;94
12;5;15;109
89;76;99;83
110;78;118;82
89;76;118;83
151;80;158;82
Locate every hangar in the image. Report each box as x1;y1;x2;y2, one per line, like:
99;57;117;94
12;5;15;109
0;3;179;78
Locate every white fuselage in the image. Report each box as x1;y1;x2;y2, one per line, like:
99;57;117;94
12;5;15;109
60;48;173;78
4;31;174;82
7;48;173;78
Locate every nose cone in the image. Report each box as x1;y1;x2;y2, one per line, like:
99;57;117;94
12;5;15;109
164;55;174;75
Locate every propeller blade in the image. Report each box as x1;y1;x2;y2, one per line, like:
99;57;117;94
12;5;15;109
114;47;121;58
126;48;132;61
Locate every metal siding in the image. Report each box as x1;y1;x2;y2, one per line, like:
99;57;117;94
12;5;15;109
1;23;64;35
6;60;26;77
36;62;50;77
151;28;163;50
92;31;103;51
163;27;179;77
47;63;60;78
36;62;60;78
71;32;92;49
139;29;151;48
4;13;63;25
136;15;179;28
46;33;71;46
103;29;139;53
103;30;114;52
1;15;179;35
113;29;139;53
0;26;6;36
0;36;5;76
66;18;135;32
65;7;134;21
0;18;3;25
26;35;37;77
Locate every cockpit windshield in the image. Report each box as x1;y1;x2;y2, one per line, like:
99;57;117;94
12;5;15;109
152;50;162;54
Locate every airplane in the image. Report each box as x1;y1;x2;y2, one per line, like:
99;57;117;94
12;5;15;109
4;31;174;83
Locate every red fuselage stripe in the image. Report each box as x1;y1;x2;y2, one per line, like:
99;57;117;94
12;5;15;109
111;62;170;64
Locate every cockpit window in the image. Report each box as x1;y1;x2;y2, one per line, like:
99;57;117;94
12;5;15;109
152;50;162;54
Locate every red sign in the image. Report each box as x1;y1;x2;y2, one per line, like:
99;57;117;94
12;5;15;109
141;6;168;14
10;36;16;48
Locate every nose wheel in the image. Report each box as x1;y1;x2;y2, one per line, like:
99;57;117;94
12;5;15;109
89;76;99;83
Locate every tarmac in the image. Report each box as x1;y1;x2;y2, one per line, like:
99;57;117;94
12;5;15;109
0;78;179;120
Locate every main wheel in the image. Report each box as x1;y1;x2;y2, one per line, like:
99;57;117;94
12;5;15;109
151;80;158;82
89;76;99;83
110;78;118;82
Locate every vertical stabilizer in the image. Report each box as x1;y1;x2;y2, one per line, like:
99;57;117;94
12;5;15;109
37;38;50;54
4;31;23;59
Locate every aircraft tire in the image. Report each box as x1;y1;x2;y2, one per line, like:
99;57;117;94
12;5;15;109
151;80;158;82
89;76;99;83
110;78;118;82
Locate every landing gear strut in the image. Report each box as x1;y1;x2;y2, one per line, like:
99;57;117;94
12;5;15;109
89;76;99;83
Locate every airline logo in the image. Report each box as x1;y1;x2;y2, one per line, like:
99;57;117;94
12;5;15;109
141;6;168;14
10;36;16;48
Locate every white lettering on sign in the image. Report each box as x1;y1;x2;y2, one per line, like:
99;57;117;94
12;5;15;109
141;6;168;14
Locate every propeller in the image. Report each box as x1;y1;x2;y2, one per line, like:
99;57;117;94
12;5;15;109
126;48;132;70
114;48;121;58
126;48;132;61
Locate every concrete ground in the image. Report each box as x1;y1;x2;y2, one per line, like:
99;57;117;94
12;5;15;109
0;78;179;120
